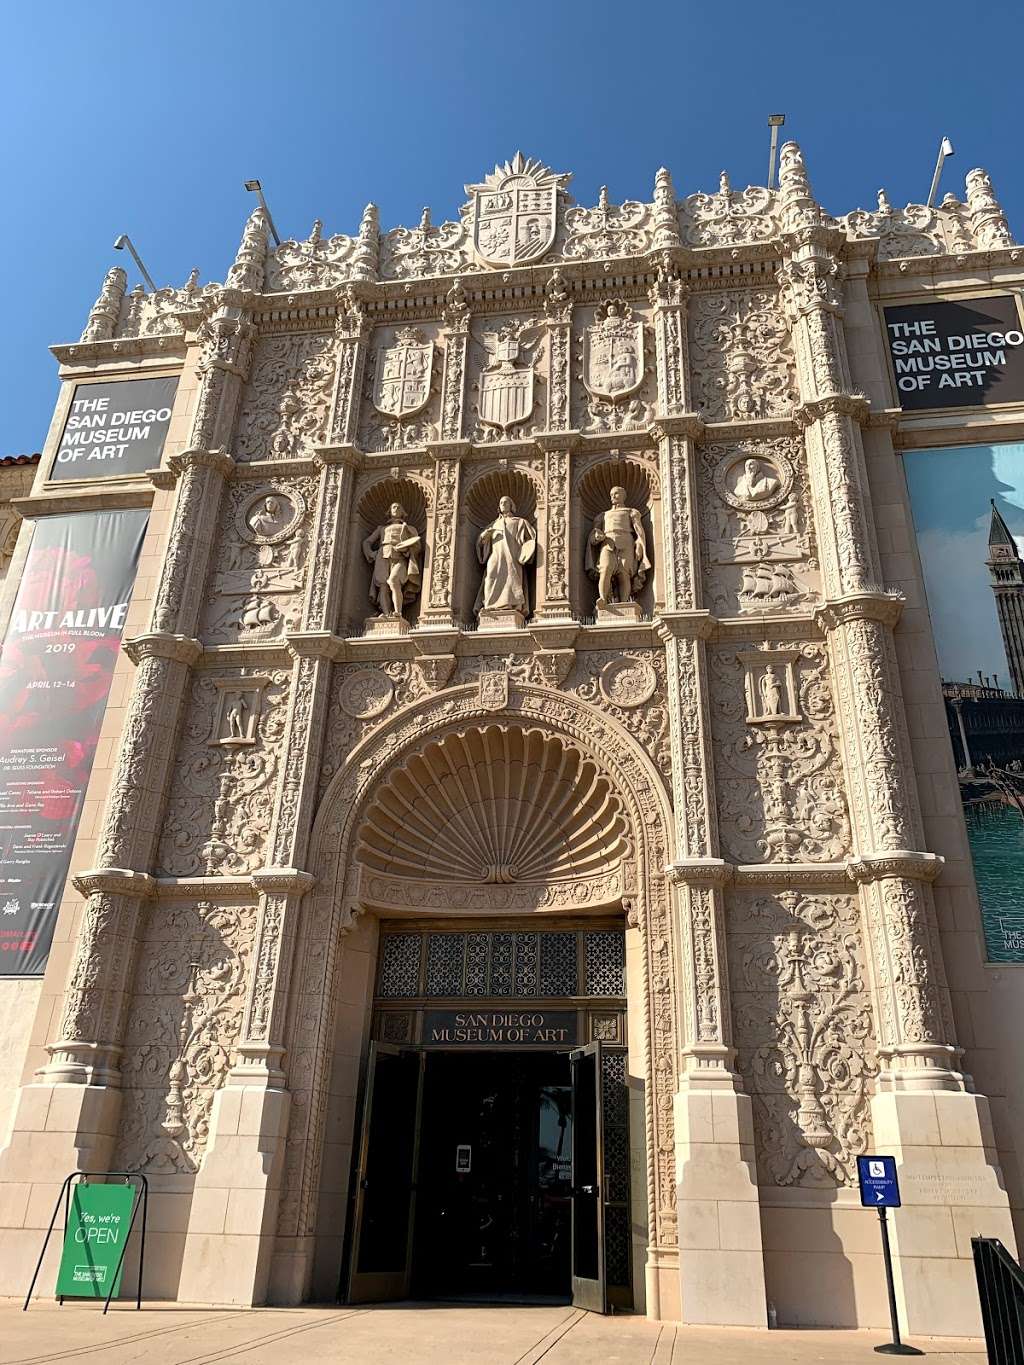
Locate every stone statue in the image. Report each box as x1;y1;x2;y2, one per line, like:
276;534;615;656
759;665;783;717
733;457;780;503
586;486;650;607
225;693;248;739
475;497;536;622
362;503;422;617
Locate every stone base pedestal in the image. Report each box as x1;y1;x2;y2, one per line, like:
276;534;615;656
177;1083;290;1306
870;1088;1017;1338
0;1082;120;1297
477;608;526;632
596;600;642;623
674;1083;767;1326
363;614;410;637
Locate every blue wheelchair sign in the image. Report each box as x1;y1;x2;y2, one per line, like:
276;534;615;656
857;1154;901;1208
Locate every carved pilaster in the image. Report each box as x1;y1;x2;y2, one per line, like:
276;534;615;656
234;868;316;1083
269;644;335;870
650;258;688;417
151;449;234;636
303;452;358;634
421;452;462;627
80;266;126;343
189;309;254;453
538;444;572;618
544;268;572;432
441;280;470;440
329;286;369;443
653;426;702;613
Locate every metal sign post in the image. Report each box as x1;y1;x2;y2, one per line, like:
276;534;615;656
857;1155;922;1356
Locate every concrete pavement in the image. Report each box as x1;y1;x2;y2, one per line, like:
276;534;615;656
3;1301;989;1363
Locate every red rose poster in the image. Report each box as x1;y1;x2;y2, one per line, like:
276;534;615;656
0;509;148;975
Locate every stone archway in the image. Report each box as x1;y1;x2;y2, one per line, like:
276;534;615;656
271;681;680;1310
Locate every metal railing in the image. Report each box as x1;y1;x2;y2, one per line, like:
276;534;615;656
972;1236;1024;1363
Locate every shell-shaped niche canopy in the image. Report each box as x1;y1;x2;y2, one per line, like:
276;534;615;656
463;467;540;529
356;725;629;884
356;477;428;534
576;456;655;521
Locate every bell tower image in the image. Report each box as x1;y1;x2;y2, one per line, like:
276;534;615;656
987;499;1024;696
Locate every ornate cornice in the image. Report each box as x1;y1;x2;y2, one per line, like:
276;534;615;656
167;447;235;480
665;858;732;888
251;866;317;895
123;632;203;665
794;393;871;426
814;592;905;632
286;631;347;662
656;610;716;641
13;487;153;517
313;443;363;469
72;867;156;898
732;862;853;888
52;334;188;366
650;414;704;442
847;852;944;884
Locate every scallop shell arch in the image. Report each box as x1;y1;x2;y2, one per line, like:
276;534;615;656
355;723;629;885
462;466;543;525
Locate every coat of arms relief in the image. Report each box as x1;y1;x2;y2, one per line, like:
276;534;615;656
579;300;651;432
360;326;437;451
465;153;570;269
472;319;543;440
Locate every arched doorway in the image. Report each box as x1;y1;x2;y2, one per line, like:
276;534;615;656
279;684;679;1317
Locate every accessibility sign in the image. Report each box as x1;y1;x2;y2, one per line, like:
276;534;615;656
55;1182;136;1299
857;1154;901;1208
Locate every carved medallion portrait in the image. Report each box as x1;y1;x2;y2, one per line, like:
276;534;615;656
714;450;793;512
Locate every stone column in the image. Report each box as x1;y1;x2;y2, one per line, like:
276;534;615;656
180;287;363;1307
651;259;766;1325
779;140;1015;1335
420;449;463;628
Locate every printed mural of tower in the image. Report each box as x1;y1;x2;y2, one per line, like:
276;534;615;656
987;500;1024;696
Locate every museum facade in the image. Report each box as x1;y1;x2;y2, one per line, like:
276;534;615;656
0;144;1023;1336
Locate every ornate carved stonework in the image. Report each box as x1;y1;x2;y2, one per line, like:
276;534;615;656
728;891;876;1187
235;332;335;462
689;290;798;422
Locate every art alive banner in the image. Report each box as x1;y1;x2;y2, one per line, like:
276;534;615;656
50;376;178;481
904;442;1024;961
0;510;148;975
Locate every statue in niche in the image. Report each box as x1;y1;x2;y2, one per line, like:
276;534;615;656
759;665;783;717
362;502;422;618
732;457;781;504
225;693;249;739
475;496;537;623
586;485;650;607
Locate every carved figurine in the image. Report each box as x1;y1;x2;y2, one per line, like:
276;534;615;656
759;666;783;717
475;497;537;618
362;502;422;617
225;693;249;739
733;457;780;503
586;486;650;606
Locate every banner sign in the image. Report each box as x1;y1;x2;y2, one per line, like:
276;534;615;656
55;1182;137;1299
885;296;1024;410
49;377;178;481
904;442;1024;961
422;1009;578;1046
0;510;148;975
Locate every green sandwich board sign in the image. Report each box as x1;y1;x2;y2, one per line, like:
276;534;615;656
55;1183;136;1299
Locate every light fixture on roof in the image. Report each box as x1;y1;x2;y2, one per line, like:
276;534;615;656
767;114;786;190
112;234;157;292
926;136;955;207
243;179;282;247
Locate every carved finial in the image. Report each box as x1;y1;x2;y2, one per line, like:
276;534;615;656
351;202;381;281
966;168;1013;248
80;265;127;343
719;171;731;196
598;185;609;211
777;141;819;231
185;267;200;292
226;205;270;292
877;188;892;213
419;206;432;231
652;166;681;250
310;218;323;246
336;282;366;336
544;266;570;320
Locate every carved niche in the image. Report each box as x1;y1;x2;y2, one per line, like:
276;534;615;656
688;289;798;423
201;478;316;644
710;643;851;864
157;668;291;876
234;332;336;462
727;890;877;1187
115;900;256;1174
700;436;820;617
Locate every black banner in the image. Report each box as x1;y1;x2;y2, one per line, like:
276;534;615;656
0;510;148;974
49;377;178;481
422;1009;578;1047
885;296;1024;411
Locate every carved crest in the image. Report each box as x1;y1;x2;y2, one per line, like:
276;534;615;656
478;324;535;432
373;328;433;418
466;153;570;268
584;301;645;400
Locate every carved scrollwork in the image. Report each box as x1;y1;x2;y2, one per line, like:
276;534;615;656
688;290;798;422
234;333;336;462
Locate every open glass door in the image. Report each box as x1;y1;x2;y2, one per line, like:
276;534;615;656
570;1041;633;1313
347;1043;424;1303
570;1042;605;1311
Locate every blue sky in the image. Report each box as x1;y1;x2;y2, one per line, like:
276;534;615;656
2;0;1022;454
